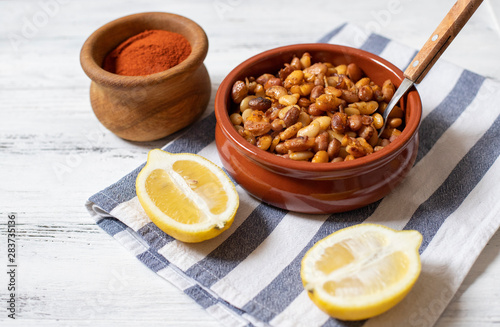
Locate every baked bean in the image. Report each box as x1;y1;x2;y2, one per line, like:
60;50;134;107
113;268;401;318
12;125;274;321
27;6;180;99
229;54;404;162
282;105;300;127
266;106;281;120
244;110;271;136
266;86;288;100
270;135;281;152
312;150;329;163
241;108;253;121
230;113;243;125
265;77;283;90
254;84;266;97
347;63;363;82
297;120;321;138
331;112;347;133
278;64;294;80
341;89;359;103
284;70;304;88
249;97;272;111
355;77;371;88
298;83;315;97
389;129;402;142
348;114;363;131
346;138;366;157
382;79;395;102
314;116;331;131
231;80;248;104
303;62;327;76
372;113;384;129
290;57;302;70
358;137;374;154
297;111;311;126
284;136;315;151
327;138;341;159
361;115;373;126
256;73;274;85
372;84;385;102
275;142;288;154
297;97;311;108
280;122;302;141
315;94;343;111
307;103;323;116
358;125;375;140
279;94;300;106
314;132;329;152
271;119;286;132
257;135;272;151
300;52;312;68
289;151;315;161
388;117;403;128
240;95;257;112
310;85;325;101
324;86;343;97
358;85;373;101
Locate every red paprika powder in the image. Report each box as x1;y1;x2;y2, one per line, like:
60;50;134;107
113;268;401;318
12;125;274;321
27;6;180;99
103;29;191;76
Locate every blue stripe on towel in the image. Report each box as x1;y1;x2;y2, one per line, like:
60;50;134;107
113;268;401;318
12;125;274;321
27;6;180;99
360;33;390;55
322;318;364;327
137;222;175;248
317;23;347;43
185;204;288;287
184;285;219;309
241;201;381;323
97;217;129;236
405;113;500;252
137;248;169;273
89;164;144;213
163;113;216;154
416;70;485;162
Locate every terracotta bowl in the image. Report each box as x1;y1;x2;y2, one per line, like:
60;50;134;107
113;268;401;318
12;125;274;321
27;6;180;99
80;12;211;142
214;43;422;214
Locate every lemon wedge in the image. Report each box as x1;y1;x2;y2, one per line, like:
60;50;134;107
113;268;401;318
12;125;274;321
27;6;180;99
136;149;239;243
301;223;422;321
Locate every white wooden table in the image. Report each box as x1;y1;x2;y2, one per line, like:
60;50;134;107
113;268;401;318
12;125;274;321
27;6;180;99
1;0;499;326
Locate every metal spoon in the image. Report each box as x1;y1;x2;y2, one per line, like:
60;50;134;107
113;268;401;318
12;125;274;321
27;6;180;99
379;0;484;137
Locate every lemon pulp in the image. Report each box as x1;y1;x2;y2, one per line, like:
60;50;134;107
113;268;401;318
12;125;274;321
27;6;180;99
172;160;228;215
136;149;239;243
301;223;422;321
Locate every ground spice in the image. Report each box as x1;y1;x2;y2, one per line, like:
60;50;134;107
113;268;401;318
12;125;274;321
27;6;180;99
103;29;191;76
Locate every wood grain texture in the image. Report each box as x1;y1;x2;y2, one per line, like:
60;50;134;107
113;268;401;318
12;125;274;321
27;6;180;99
404;0;484;83
1;0;500;326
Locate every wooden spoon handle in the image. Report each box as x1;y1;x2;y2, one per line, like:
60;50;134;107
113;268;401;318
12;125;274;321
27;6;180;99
404;0;483;83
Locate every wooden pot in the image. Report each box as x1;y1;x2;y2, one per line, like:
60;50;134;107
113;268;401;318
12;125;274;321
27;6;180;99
80;12;211;142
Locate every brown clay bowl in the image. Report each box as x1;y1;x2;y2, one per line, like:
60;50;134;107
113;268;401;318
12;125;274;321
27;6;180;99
80;12;211;142
214;43;422;214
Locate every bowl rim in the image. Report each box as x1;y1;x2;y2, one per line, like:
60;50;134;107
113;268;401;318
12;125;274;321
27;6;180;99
80;11;208;87
215;43;422;173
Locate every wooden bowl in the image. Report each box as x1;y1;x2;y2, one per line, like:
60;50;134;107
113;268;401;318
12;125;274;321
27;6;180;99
80;12;211;142
215;44;422;214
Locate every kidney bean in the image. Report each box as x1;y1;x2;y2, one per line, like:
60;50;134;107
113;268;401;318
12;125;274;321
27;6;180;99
248;97;272;111
231;80;248;104
283;106;300;127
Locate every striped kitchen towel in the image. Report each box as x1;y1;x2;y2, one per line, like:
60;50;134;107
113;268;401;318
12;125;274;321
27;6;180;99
85;23;500;327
